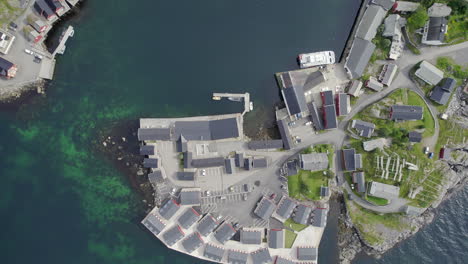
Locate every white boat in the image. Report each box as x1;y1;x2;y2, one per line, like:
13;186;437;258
298;50;335;68
249;102;253;111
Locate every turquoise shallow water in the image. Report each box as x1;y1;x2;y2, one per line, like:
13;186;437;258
0;1;360;263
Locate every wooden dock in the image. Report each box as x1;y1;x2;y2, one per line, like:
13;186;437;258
52;26;74;56
212;92;252;115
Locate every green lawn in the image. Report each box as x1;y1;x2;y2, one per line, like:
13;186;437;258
284;218;307;232
446;14;468;43
366;195;389;206
288;170;329;201
435;119;468;152
284;229;297;248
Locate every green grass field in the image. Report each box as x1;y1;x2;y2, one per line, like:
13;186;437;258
284;218;307;232
366;195;389;206
288;170;328;201
284;229;297;248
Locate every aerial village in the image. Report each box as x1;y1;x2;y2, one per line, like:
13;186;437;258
0;0;78;94
137;0;468;263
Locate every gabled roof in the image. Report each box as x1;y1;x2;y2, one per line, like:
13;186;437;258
269;229;284;249
240;229;262;244
312;208;328;227
372;0;395;11
366;77;383;91
383;14;401;37
425;17;448;43
281;84;308;116
380;64;398;86
408;131;422;143
321;90;334;106
337;93;350;116
44;0;63;12
176;135;188;152
162;225;185;246
204;244;225;262
286;160;298;176
323;104;338;129
352;119;375;138
342;148;357;171
248;140;283;150
244;157;253;170
148;170;165;185
353;172;366;193
183;151;192;168
178;208;200;229
159;199;180;220
177;171;195;181
345;38;376;79
225;158;235;174
34;0;56;19
179;188;201;206
274;256;295;264
174;118;239;141
430;86;451;105
355;154;362;169
228;250;248;264
276;197;297;220
235;152;244;167
214;222;236;244
390;105;423;121
181;232;203;253
393;1;419;12
254;197;276;220
320;186;330;197
300;153;329;171
308;102;324;130
303;70;326;92
356;4;386;41
297;247;318;261
253;157;268;168
137;128;171;141
143;158;158;168
415;61;444;85
191;157;225;168
139;145;154;155
348;80;363;97
293;204;312;225
277;119;293;150
197;214;218;236
251;248;272;264
142;213;166;236
440;78;456;92
369;181;400;198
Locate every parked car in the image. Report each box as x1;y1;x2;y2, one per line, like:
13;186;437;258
24;49;33;55
423;147;429;154
305;121;312;126
269;193;277;200
9;22;18;31
428;152;434;159
242;193;248;200
288;121;296;127
201;169;206;176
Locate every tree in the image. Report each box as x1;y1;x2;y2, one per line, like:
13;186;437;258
408;7;429;30
382;38;392;49
378;127;392;137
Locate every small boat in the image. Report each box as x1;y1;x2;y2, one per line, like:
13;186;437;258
212;96;221;100
298;51;335;68
249;102;253;111
228;97;242;102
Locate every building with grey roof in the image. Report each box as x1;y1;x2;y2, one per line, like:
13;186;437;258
428;3;452;17
320;186;330;197
254;197;276;220
408;131;422;143
240;229;262;244
352;172;366;193
323;104;338;129
274;256;295;264
372;0;395;11
214;222;236;244
356;4;386;41
293;204;312;225
253;157;268;168
393;1;420;12
355;154;362;169
251;248;272;264
143;158;158;168
177;171;195;181
439;148;451;160
308;102;324;130
178;208;200;229
204;244;225;262
276;196;297;220
224;158;235;174
415;61;444;85
351;119;375;138
303;70;326;93
277;119;293;150
342;148;359;171
297;247;318;261
137;128;172;141
159;199;180;220
162;225;185;246
345;38;376;79
379;63;398;86
140;145;154;155
235;152;244;167
422;16;448;46
244;157;253;170
383;14;402;37
197;214;218;236
228;250;248;264
337;93;350;116
348;80;363;97
248;140;283;150
173;118;240;141
142;213;166;236
321;90;334;106
363;138;388;151
299;153;329;171
176;135;188;152
191;157;225;168
287;160;298;176
148;170;165;185
281;75;308;118
179;188;201;206
430;78;456;105
269;229;284;249
390;105;423;121
183;151;192;169
181;232;203;253
369;181;400;199
366;76;383;91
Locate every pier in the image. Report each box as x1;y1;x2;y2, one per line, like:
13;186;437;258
212;92;252;115
52;26;75;56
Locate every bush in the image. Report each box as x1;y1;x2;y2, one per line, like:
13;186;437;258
408;7;428;30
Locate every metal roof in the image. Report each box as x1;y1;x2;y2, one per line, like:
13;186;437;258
162;225;185;246
369;181;400;198
139;145;154;155
45;0;63;11
214;222;236;244
323;104;338;129
281;85;308;116
178;208;200;229
430;86;451;105
177;171;195;181
415;61;444;85
183;151;192;168
181;232;204;253
313;208;328;227
355;154;362;169
244;157;253;170
366;77;383;91
197;214;218;236
293;204;312;225
204;244;225;262
173;118;239;141
137;128;171;141
308;102;324;131
235;152;244;167
280;72;293;88
253;157;268;168
408;131;422;142
351;119;375;138
440;78;456;92
348;80;363;97
345;38;376;79
225;158;235;174
248;140;283;150
383;14;401;37
142;213;166;236
286;160;298;176
176;135;188;152
372;0;395;11
210;118;240;140
425;17;448;42
300;153;329;171
277;119;293;150
356;4;386;41
320;186;330;197
159;199;180;220
321;90;334;106
353;172;366;193
240;229;262;244
34;0;56;18
381;64;398;86
254;197;276;220
394;1;420;12
276;197;297;219
180;189;201;206
250;248;272;264
148;170;165;185
303;70;326;93
390;105;423;121
143;158;158;168
342;149;356;171
297;247;318;261
268;229;284;249
274;256;295;264
338;93;350;116
228;250;248;264
191;157;225;168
